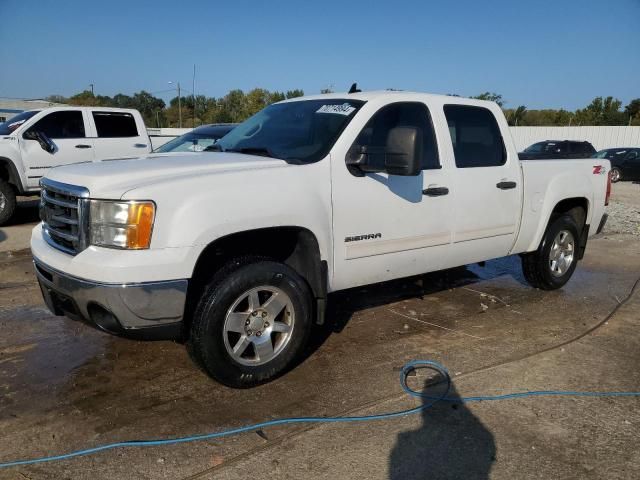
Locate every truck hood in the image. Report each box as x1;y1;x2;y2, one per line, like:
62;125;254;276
45;152;293;198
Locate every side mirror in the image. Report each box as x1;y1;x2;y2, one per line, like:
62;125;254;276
384;126;422;176
23;130;56;154
345;145;385;177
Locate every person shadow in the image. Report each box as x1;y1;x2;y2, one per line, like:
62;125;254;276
389;373;496;480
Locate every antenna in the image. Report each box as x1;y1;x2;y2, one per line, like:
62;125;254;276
348;83;361;94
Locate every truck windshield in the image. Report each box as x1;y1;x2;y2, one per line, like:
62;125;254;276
0;110;39;135
216;99;365;164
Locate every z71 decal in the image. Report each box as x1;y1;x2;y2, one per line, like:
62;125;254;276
592;165;607;175
345;233;382;243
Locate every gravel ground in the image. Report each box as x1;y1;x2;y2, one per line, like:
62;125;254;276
604;182;640;236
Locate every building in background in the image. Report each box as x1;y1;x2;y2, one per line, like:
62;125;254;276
0;98;66;122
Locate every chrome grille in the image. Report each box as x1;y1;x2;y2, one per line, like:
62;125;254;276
40;179;90;255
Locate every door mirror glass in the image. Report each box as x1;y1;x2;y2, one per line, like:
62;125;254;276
23;130;56;153
346;144;385;176
384;126;421;176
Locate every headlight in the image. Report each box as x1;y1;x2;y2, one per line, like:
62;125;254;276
89;200;155;249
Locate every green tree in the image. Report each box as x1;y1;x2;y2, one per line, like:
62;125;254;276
286;89;304;99
574;96;626;126
471;92;504;107
625;99;640;125
130;91;165;126
44;94;68;103
245;88;272;117
67;90;111;106
506;105;527;126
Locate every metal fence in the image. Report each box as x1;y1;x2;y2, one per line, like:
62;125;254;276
510;126;640;152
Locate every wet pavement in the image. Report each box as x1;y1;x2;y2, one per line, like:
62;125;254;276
0;193;639;479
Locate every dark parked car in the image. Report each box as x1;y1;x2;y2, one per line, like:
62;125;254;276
592;148;640;182
518;140;596;160
154;123;237;153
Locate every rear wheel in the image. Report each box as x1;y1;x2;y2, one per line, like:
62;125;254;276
189;258;313;388
0;180;17;226
521;214;580;290
610;167;622;183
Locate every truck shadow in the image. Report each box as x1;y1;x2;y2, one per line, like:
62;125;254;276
388;372;496;480
302;255;527;363
5;198;40;226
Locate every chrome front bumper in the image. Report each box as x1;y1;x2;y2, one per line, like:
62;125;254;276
34;258;187;338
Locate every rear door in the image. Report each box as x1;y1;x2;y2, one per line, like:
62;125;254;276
89;110;150;159
444;104;523;265
19;109;94;188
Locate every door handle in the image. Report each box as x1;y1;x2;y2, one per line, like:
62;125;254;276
422;186;449;196
134;143;148;148
496;181;517;190
75;144;92;149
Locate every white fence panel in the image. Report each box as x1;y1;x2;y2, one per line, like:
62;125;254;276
509;126;640;152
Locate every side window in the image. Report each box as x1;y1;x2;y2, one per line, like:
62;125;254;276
626;150;639;161
92;112;138;138
570;142;591;154
444;105;505;168
557;142;569;154
26;111;85;139
352;102;440;170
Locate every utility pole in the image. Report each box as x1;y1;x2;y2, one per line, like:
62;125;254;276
169;81;182;128
89;83;94;95
192;64;196;128
178;82;182;128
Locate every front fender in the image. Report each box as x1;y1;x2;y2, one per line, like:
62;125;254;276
122;160;334;270
0;140;27;192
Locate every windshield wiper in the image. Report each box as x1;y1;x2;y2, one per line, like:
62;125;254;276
226;147;277;158
220;146;303;164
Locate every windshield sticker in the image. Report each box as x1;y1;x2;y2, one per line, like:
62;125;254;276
316;103;356;116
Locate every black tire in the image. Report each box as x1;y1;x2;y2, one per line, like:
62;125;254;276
521;214;580;290
0;179;17;226
189;257;313;388
610;167;622;183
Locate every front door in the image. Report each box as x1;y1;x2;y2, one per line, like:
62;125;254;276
330;100;453;291
19;110;94;188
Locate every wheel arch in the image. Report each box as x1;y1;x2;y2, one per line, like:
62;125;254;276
527;197;590;260
185;226;328;334
0;157;24;193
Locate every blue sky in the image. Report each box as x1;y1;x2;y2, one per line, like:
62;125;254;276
1;0;638;110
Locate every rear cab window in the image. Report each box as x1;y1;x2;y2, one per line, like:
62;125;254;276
444;105;505;168
92;111;138;137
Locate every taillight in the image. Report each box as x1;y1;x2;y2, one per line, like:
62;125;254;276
605;170;612;206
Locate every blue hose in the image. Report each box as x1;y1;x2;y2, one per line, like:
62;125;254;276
1;359;639;469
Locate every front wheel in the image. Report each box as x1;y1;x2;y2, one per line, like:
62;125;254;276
0;179;17;226
521;214;580;290
189;258;313;388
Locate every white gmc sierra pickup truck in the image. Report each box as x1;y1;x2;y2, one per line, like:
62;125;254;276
30;91;610;387
0;107;150;224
